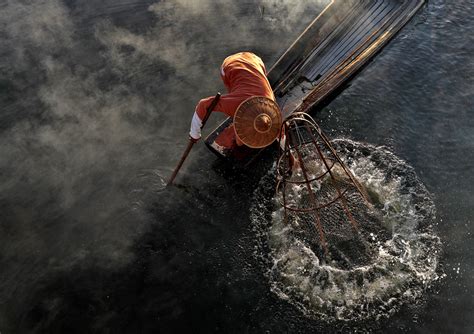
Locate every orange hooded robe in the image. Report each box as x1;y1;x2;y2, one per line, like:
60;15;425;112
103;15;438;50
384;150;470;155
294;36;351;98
189;52;275;148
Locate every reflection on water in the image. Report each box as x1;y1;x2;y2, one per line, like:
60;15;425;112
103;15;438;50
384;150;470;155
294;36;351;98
0;0;472;332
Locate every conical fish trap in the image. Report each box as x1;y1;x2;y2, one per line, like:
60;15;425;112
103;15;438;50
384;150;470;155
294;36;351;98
276;113;378;265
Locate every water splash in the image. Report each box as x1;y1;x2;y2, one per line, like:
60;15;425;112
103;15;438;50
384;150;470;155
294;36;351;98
251;139;442;321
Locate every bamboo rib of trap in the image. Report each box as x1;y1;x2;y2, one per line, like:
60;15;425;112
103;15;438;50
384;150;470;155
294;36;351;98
276;113;371;255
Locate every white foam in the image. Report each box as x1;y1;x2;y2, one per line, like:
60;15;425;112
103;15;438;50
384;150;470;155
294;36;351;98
251;139;442;321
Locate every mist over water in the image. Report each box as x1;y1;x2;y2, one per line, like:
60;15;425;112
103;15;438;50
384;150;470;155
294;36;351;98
0;0;325;270
0;0;473;333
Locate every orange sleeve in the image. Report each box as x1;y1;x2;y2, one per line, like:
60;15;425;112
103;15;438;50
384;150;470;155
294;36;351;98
195;94;243;120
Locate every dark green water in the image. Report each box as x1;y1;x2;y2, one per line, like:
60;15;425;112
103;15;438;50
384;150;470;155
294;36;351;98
0;0;472;332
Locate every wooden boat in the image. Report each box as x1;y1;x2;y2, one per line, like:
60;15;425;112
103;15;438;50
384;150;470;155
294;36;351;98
205;0;425;164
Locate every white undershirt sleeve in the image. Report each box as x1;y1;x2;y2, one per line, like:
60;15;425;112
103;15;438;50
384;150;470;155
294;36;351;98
189;112;203;140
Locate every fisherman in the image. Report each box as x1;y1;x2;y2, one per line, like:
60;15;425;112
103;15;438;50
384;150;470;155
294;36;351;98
189;52;276;152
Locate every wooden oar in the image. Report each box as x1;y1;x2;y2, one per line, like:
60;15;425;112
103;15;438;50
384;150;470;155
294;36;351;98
167;93;221;186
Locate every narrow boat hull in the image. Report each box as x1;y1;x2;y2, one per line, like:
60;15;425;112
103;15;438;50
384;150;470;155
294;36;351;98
205;0;425;163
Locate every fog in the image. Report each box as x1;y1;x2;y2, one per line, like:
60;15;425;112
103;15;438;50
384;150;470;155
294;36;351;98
0;0;328;299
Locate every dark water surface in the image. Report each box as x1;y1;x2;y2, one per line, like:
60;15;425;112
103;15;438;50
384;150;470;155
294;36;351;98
0;0;472;333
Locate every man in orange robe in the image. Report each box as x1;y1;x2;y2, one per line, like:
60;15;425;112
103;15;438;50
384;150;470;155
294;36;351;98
189;52;275;150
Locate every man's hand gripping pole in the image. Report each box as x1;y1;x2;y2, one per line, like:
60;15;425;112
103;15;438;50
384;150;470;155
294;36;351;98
167;93;221;186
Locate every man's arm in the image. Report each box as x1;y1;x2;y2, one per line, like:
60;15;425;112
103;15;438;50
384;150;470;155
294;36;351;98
189;94;236;140
189;96;217;140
